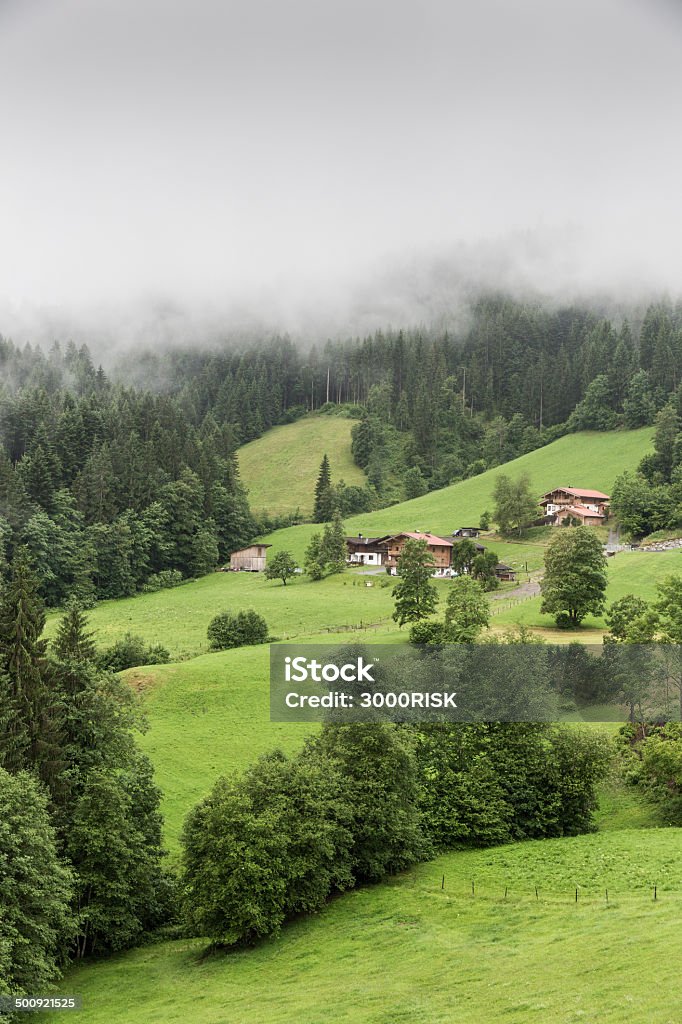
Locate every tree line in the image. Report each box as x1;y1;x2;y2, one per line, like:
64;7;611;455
2;293;681;602
0;552;170;999
181;720;609;946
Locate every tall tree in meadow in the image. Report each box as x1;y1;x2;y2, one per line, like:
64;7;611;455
540;527;608;627
492;473;538;537
313;454;335;523
392;539;438;626
444;576;490;642
321;511;347;574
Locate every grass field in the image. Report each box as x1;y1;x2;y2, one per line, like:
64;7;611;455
237;414;366;517
56;827;682;1024
40;424;682;1024
66;544;682;857
493;548;682;632
260;426;654;561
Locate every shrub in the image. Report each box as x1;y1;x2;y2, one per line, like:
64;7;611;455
409;620;447;644
141;569;184;593
207;609;269;651
97;633;171;672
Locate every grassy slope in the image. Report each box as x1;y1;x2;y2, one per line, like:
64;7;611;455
58;829;682;1024
44;426;682;1024
65;547;682;855
262;427;654;561
237;414;366;517
493;547;682;632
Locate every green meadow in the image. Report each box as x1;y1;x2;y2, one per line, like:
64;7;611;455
40;423;682;1024
42;545;682;856
260;426;654;561
237;413;366;517
57;828;682;1024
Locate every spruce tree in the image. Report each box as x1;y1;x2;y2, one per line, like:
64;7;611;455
0;550;62;786
313;454;334;522
52;601;97;665
321;512;347;574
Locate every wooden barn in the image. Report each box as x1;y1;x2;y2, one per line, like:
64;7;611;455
229;544;271;572
494;563;516;582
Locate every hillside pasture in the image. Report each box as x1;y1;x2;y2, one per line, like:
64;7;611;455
56;828;682;1024
261;426;654;561
237;414;366;517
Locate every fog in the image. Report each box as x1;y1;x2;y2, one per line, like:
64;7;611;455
0;0;680;348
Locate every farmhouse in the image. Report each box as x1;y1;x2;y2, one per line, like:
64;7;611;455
345;534;390;566
229;544;271;571
539;487;610;527
383;532;453;572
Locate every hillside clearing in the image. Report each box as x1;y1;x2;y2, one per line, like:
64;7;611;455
237;414;366;517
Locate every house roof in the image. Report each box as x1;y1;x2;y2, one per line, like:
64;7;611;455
540;487;610;501
453;539;486;552
495;563;515;572
345;536;389;547
232;543;272;553
389;532;453;547
561;505;605;519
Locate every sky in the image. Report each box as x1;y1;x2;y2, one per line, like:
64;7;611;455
0;0;681;345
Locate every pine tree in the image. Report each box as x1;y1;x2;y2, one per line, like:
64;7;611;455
0;550;62;782
52;602;97;665
321;512;347;574
313;454;335;523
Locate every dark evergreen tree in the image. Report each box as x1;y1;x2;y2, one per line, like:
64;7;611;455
313;453;334;522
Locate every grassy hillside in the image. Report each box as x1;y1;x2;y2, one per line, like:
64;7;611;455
261;426;654;561
44;571;402;659
55;828;682;1024
41;425;682;1024
238;414;366;517
494;547;682;632
56;548;682;854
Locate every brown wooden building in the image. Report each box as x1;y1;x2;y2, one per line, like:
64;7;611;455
539;487;610;526
229;544;271;571
384;532;453;572
345;534;390;566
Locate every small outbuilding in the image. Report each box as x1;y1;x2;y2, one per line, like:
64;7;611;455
494;563;516;582
229;544;271;572
453;527;480;538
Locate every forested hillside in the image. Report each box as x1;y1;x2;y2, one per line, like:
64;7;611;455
1;294;680;604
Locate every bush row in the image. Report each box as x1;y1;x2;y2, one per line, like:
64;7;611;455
181;722;610;946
